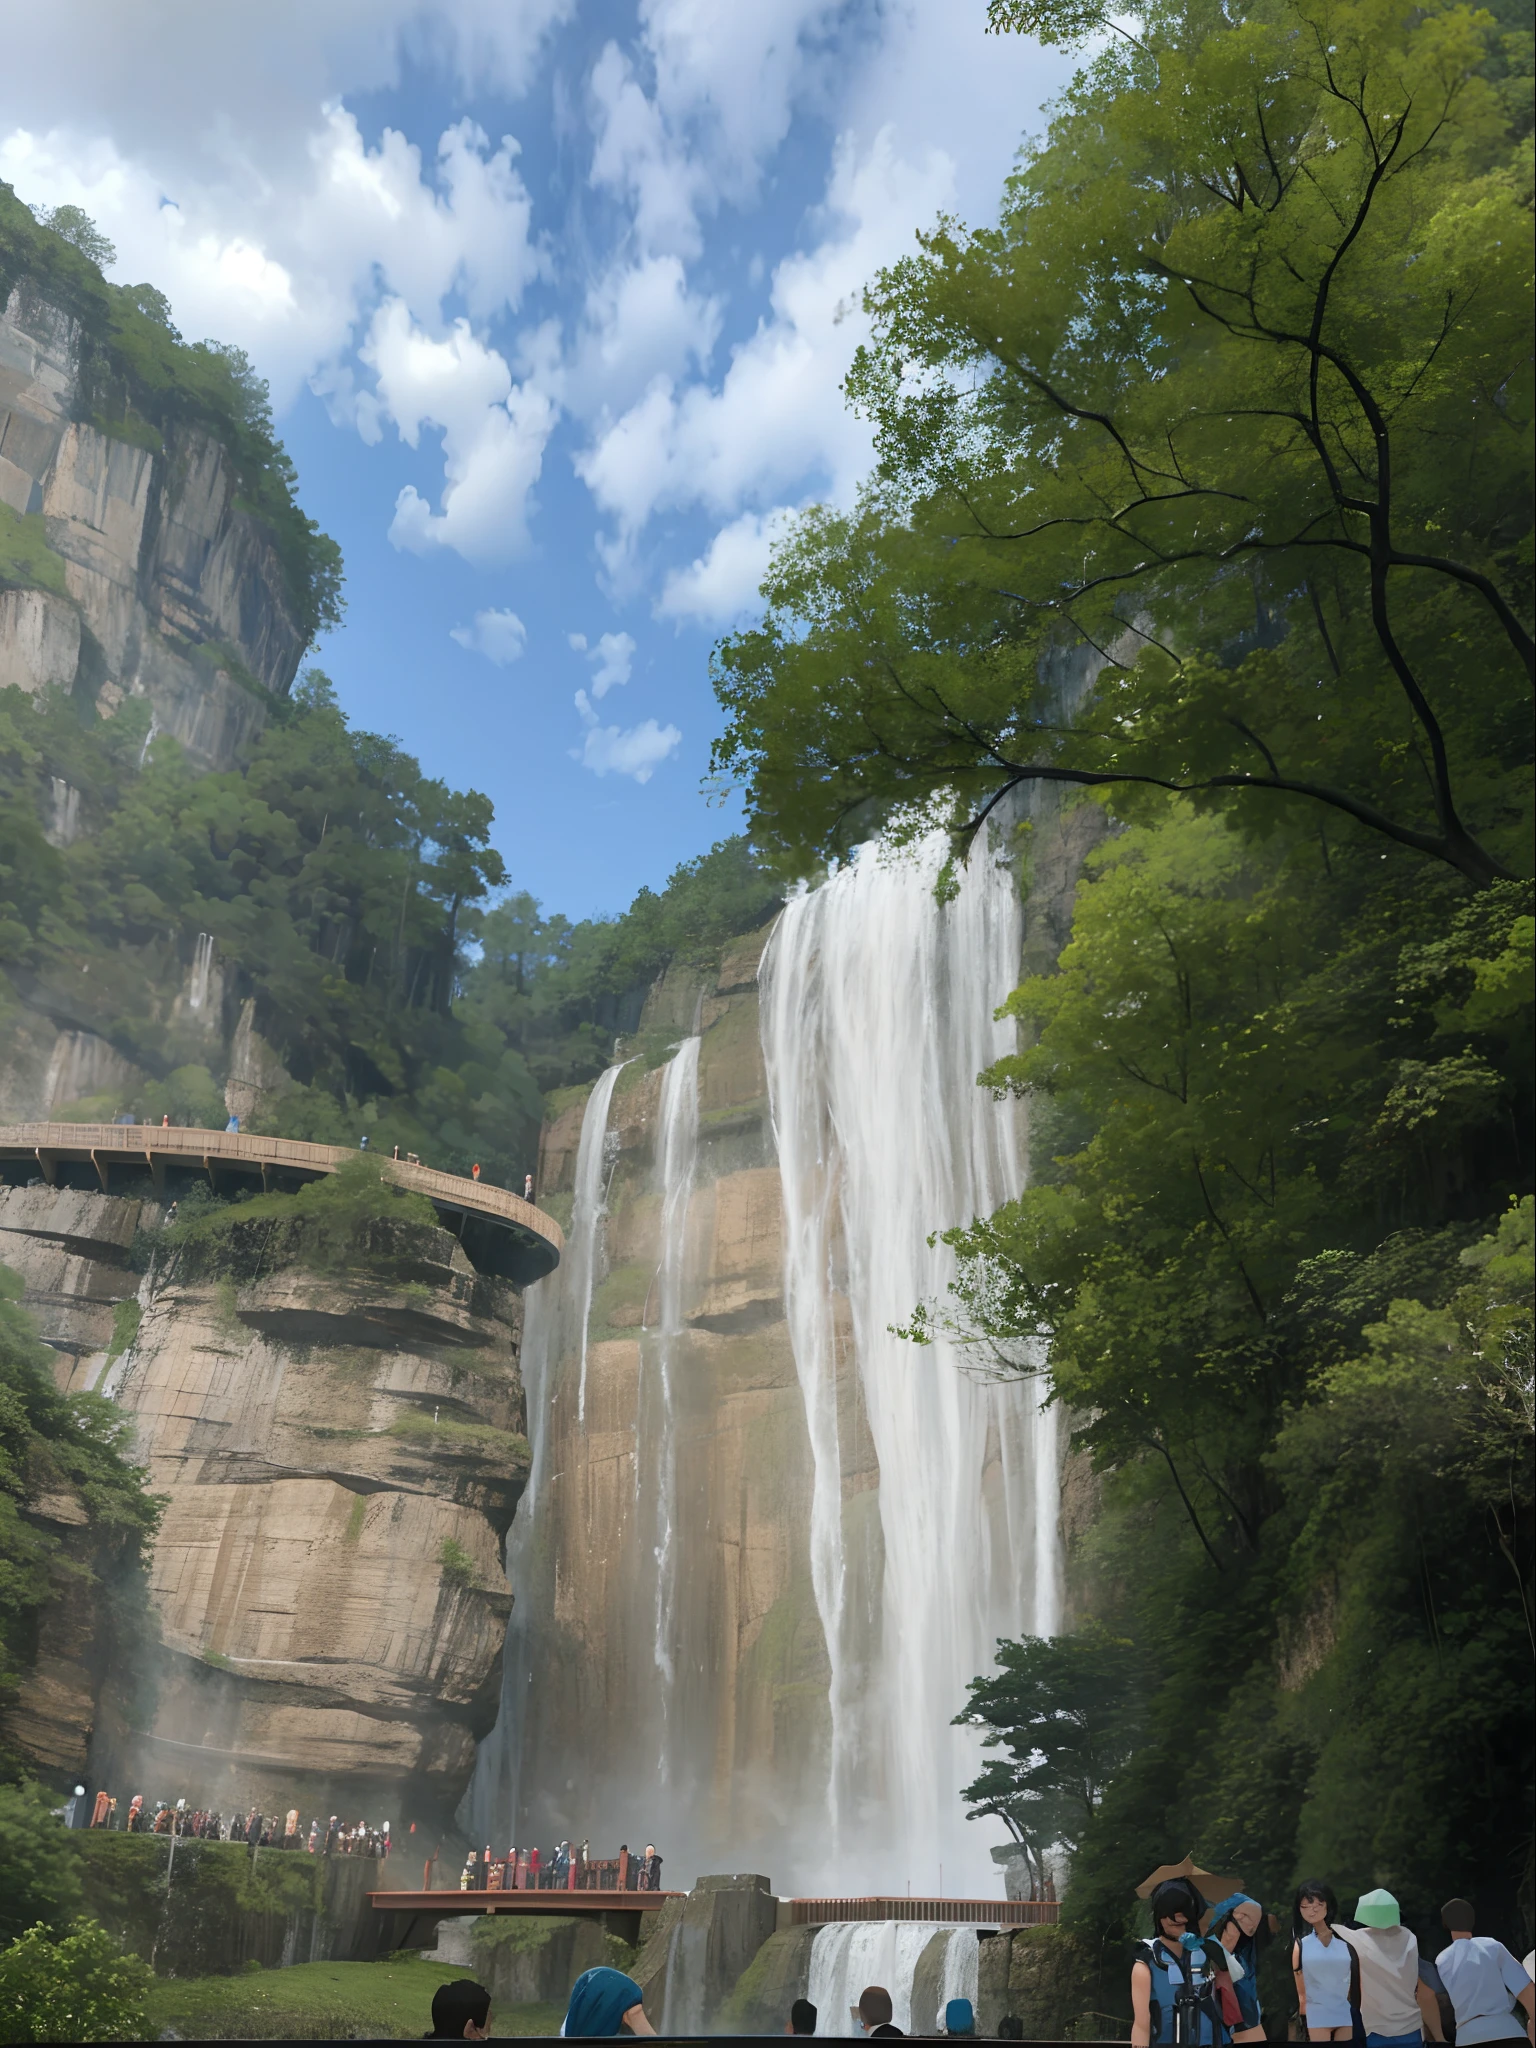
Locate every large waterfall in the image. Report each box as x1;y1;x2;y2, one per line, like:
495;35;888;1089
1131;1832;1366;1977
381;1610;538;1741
760;830;1059;1895
468;823;1060;1903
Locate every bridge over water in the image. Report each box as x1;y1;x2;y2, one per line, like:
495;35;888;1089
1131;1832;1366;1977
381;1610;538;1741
0;1122;563;1286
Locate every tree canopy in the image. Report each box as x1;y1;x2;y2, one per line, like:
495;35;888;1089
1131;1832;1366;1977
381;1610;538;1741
712;0;1532;891
706;0;1533;1961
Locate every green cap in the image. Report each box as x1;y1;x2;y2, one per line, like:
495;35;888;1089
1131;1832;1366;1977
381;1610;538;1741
1355;1890;1401;1928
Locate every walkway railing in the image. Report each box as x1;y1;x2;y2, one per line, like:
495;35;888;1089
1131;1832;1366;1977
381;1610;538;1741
0;1122;562;1275
788;1897;1059;1926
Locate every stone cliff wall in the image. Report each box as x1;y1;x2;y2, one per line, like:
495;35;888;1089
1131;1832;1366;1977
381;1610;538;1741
513;924;843;1876
0;1182;535;1827
0;286;306;765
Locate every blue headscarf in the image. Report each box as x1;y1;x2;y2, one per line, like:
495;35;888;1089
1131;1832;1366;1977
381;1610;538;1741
946;1998;976;2034
562;1967;645;2037
1206;1894;1264;2028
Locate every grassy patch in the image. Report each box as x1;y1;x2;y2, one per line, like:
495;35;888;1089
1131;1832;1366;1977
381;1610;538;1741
142;1954;562;2040
0;500;69;595
105;1296;141;1362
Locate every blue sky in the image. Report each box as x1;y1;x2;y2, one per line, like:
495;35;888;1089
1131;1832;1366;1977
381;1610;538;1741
3;1;1073;919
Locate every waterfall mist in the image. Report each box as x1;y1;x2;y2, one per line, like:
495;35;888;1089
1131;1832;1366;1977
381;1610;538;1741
467;822;1062;1902
760;829;1060;1895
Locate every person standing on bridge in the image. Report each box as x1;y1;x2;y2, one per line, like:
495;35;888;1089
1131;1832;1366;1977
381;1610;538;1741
471;1162;481;1181
524;1172;534;1202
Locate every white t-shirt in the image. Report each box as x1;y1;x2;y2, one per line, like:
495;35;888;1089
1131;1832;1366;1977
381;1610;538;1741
1435;1938;1531;2044
1339;1926;1423;2039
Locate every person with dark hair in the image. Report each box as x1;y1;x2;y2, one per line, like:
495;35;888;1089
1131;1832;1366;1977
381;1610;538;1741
1292;1882;1359;2042
856;1986;903;2037
1435;1900;1534;2046
425;1979;493;2041
997;2020;1024;2041
1207;1894;1267;2041
561;1966;654;2035
1131;1878;1235;2048
786;1997;818;2035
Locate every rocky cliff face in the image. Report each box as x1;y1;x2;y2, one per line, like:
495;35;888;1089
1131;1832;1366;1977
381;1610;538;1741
0;285;306;767
0;1184;533;1826
490;923;836;1876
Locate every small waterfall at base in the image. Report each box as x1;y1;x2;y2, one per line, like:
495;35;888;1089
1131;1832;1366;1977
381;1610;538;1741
807;1923;979;2037
760;827;1061;1896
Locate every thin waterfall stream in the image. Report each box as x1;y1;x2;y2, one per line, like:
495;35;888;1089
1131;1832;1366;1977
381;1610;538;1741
760;828;1060;1893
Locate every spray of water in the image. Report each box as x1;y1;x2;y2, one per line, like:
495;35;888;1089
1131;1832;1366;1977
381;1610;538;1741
572;1063;627;1424
760;829;1061;1894
643;1037;700;1737
188;933;215;1013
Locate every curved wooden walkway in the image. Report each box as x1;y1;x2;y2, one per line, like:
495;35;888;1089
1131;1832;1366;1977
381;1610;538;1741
0;1122;562;1283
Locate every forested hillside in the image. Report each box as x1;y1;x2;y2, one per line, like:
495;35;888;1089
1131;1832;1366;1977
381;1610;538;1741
714;0;1533;1949
0;672;778;1184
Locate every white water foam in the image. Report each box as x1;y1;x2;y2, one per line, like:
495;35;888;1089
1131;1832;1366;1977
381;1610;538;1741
761;830;1061;1895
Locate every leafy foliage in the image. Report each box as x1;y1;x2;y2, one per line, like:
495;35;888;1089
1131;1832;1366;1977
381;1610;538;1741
0;1784;84;1946
955;1625;1145;1892
712;0;1532;890
1;676;778;1186
0;185;342;640
0;1917;151;2044
702;0;1534;1963
0;1268;160;1770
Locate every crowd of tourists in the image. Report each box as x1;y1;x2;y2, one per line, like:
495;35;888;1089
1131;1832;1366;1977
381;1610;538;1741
86;1791;394;1857
456;1839;663;1892
1132;1876;1534;2048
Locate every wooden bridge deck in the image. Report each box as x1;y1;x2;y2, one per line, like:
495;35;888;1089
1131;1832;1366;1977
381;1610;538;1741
0;1123;563;1284
367;1891;1058;1928
369;1890;681;1917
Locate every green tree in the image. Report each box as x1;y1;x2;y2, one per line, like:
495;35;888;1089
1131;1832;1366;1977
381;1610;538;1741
955;1625;1144;1893
29;204;115;269
712;0;1532;892
0;1786;84;1947
0;1918;152;2044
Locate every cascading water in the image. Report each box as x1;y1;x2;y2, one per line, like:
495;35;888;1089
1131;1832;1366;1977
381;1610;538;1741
188;932;216;1012
641;1036;700;1741
806;1923;979;2036
572;1062;627;1423
464;1064;624;1838
760;827;1060;1895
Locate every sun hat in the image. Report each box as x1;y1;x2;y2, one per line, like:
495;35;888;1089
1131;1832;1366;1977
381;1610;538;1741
1355;1889;1401;1928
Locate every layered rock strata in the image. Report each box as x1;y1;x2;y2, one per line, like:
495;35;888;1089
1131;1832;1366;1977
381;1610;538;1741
505;923;845;1878
0;1183;535;1824
0;287;306;765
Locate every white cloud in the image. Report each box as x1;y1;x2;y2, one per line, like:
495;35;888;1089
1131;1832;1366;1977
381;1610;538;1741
572;690;681;782
0;109;545;410
576;126;954;567
657;507;793;623
567;253;720;419
451;607;529;663
358;298;557;562
0;1;569;187
569;630;637;698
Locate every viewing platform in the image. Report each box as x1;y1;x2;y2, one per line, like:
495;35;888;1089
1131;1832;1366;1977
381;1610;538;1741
367;1890;1059;1930
0;1123;563;1286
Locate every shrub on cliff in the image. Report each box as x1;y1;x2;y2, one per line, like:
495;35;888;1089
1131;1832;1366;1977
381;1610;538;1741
0;1270;160;1770
160;1156;441;1276
0;1784;84;1946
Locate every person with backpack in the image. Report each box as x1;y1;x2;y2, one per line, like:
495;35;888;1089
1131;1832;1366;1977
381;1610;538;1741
1206;1894;1267;2041
1131;1878;1237;2047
